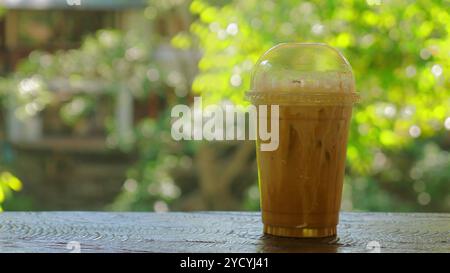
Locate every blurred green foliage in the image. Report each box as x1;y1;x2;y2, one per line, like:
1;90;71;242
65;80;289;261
0;4;22;210
0;27;193;211
174;0;450;211
0;171;22;212
0;29;160;148
1;0;449;212
183;0;449;166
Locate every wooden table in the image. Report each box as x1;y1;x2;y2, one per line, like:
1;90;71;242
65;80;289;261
0;212;449;253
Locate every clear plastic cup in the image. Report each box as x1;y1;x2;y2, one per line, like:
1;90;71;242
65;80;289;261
246;43;359;238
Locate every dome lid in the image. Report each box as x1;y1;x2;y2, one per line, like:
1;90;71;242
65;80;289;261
246;43;359;105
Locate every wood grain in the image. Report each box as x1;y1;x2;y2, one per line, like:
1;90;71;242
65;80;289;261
0;212;449;253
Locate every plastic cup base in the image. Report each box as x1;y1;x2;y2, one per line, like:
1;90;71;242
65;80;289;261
263;224;337;238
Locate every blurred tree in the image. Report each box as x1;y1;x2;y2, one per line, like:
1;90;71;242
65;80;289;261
1;0;449;212
0;0;256;212
0;28;178;210
0;4;22;211
173;0;450;211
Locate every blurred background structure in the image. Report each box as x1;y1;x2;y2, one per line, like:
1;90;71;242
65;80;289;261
0;0;448;212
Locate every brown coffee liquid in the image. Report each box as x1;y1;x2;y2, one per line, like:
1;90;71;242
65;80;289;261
257;105;353;238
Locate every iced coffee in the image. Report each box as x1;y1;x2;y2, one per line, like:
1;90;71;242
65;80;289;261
246;43;359;238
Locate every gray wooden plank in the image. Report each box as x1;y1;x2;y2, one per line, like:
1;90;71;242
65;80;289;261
0;212;449;253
